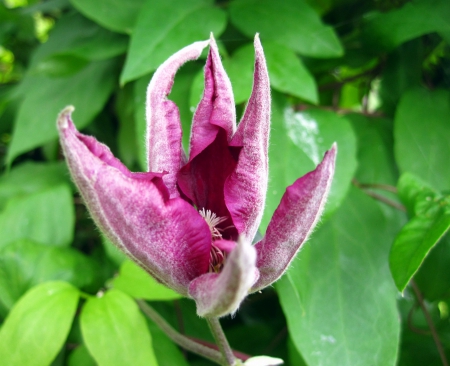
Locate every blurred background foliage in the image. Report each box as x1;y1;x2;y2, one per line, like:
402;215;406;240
0;0;449;365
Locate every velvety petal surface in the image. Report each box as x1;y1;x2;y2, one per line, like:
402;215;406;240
225;35;271;242
57;107;212;295
177;36;238;237
189;35;236;160
188;236;259;317
252;145;337;292
147;40;209;197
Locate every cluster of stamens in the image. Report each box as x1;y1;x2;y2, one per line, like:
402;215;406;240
198;208;228;273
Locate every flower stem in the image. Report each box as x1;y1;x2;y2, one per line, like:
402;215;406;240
137;300;224;365
206;317;236;366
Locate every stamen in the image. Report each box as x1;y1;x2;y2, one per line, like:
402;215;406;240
199;208;227;240
199;208;229;273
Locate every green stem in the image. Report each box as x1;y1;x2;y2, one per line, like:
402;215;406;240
206;317;236;366
137;300;223;365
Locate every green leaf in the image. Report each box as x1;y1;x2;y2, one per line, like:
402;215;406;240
81;289;158;366
363;0;450;51
70;0;144;34
0;184;74;248
389;173;450;292
7;58;118;164
113;260;182;301
223;45;254;105
0;281;79;366
348;114;397;186
414;233;450;301
264;42;318;104
224;42;318;104
261;93;357;231
379;40;422;114
101;234;127;266
229;0;343;58
27;12;128;66
0;239;94;310
394;88;450;192
121;0;226;84
68;345;96;366
277;188;400;366
34;54;90;77
0;161;70;209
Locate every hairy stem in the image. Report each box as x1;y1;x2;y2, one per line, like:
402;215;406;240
137;300;223;365
411;280;449;366
206;317;236;366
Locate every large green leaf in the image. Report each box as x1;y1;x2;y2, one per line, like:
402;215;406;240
0;184;74;248
261;93;357;231
7;58;118;164
70;0;144;34
223;42;318;104
390;173;450;292
264;42;318;104
277;188;400;366
112;260;182;301
0;239;94;310
30;12;128;65
0;281;79;366
81;289;158;366
229;0;343;58
363;0;450;51
121;0;226;84
0;161;70;209
394;88;450;191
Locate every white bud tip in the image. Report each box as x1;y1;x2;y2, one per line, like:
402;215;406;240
57;105;75;129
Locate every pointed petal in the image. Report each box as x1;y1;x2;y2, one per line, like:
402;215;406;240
147;40;209;197
189;35;236;160
189;236;259;317
225;35;271;241
58;107;211;295
251;145;337;292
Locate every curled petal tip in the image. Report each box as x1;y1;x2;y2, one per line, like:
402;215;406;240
57;106;75;129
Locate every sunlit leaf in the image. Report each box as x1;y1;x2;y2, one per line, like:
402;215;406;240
0;184;74;248
113;260;182;301
81;289;158;366
0;282;79;366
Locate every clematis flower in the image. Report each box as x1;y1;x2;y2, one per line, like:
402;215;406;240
57;35;336;318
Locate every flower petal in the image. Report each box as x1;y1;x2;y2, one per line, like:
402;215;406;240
147;39;209;197
252;145;337;292
189;34;236;161
58;107;212;295
225;34;271;241
189;236;259;317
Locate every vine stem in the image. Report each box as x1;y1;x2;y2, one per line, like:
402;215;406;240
411;280;449;366
137;300;224;365
206;317;237;366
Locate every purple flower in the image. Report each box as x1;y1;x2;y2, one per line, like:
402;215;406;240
57;35;336;317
